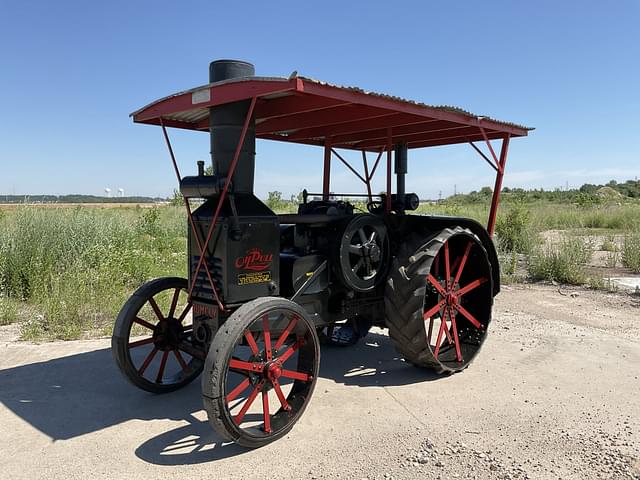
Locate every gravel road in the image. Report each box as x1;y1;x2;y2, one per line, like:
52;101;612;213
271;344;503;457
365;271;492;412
1;284;638;479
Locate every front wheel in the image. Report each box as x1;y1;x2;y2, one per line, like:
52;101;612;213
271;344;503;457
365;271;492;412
202;297;320;448
112;277;205;393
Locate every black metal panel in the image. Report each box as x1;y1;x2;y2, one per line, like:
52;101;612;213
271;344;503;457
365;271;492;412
188;194;280;304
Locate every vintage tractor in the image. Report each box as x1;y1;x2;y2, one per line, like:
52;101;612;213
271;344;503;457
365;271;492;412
112;60;531;447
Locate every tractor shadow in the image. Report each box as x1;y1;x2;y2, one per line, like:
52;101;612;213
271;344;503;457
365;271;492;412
319;330;441;387
0;331;439;465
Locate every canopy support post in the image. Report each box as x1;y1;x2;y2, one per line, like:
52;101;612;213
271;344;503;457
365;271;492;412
487;134;510;237
386;128;392;213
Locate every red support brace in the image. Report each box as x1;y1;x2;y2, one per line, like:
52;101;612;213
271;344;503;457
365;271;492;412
487;135;510;236
187;96;258;303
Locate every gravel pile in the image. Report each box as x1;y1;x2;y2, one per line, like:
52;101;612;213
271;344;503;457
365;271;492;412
398;433;640;480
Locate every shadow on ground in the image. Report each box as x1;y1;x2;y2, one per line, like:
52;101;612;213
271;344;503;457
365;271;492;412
0;332;439;464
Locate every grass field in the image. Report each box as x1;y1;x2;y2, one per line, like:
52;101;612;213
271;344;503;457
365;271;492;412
1;198;639;340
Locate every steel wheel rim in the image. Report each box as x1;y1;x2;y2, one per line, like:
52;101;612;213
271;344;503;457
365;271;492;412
422;233;492;370
221;306;319;440
125;285;203;386
339;216;388;292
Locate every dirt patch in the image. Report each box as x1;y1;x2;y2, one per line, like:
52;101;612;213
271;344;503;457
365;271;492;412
0;284;638;480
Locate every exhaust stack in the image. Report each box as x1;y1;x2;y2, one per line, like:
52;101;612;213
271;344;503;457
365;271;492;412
209;60;256;194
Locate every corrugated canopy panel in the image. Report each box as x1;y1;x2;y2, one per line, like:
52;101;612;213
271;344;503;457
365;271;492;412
132;76;532;151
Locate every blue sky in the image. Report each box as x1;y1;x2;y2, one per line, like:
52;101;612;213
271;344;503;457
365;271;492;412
1;0;638;199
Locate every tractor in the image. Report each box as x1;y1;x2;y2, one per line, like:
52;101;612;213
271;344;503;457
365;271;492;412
112;60;531;447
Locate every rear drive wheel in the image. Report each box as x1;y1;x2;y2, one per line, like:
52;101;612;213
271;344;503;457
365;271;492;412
385;228;493;374
202;297;320;448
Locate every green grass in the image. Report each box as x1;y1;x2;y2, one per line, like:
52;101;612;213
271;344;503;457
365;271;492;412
2;197;639;341
0;206;186;340
527;236;592;285
622;232;640;273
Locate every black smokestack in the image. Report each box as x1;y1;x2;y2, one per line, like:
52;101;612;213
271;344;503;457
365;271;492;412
209;60;256;193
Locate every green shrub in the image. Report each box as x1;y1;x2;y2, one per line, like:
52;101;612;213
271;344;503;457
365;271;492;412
527;236;592;284
622;232;640;273
495;204;536;253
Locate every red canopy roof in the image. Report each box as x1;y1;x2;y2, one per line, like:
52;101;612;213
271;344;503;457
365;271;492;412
132;76;532;152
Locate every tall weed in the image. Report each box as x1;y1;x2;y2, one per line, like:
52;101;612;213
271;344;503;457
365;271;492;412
528;236;592;284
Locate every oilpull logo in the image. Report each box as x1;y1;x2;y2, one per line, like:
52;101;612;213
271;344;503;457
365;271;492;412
235;248;273;271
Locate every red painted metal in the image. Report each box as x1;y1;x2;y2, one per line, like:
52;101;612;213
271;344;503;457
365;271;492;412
160;119;224;309
156;350;169;383
274;316;298;350
226;378;251;402
244;330;260;355
272;379;291;411
454;241;473;285
385;129;392;212
468;141;499;172
234;380;264;425
129;337;154;348
487;135;510;236
174;350;189;371
134;317;155;330
134;78;530;151
479;127;500;169
262;315;272;361
262;391;271;433
457;277;488;297
332;148;367;184
138;347;158;375
188;96;258;302
229;358;264;372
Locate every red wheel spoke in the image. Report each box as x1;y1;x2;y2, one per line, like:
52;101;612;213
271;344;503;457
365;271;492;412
456;277;488;297
226;378;251;402
244;330;260;356
272;379;291;411
177;302;192;323
449;309;463;362
274;315;298;350
133;317;155;330
280;369;311;382
434;252;440;276
450;255;461;278
423;299;445;320
138;347;158;375
148;297;165;321
155;350;169;383
168;288;181;318
456;303;483;329
229;358;264;373
234;381;264;425
427;274;447;296
129;337;154;348
442;308;454;345
433;317;446;358
444;241;451;282
262;391;271;433
174;350;188;372
262;315;272;361
276;337;303;365
454;240;473;285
